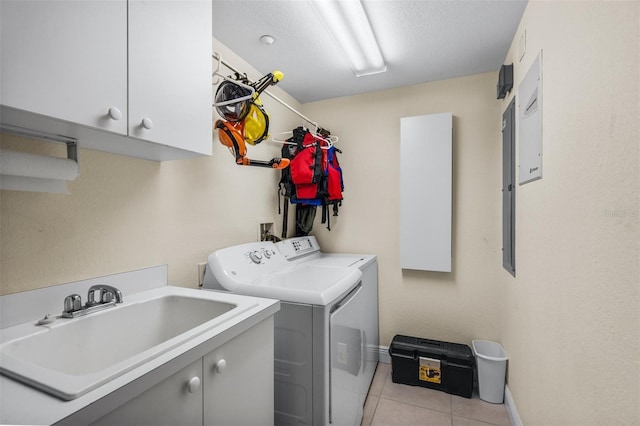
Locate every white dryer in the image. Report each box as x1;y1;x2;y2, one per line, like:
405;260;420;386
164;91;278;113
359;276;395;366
204;236;378;426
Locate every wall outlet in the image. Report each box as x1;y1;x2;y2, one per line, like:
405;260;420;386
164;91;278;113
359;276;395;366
197;262;207;287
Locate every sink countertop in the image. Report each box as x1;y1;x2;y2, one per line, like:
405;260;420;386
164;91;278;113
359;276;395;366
0;285;279;426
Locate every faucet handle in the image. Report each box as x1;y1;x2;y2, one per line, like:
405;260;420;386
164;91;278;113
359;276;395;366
87;284;123;305
87;288;99;306
64;294;82;314
111;287;123;304
101;291;115;303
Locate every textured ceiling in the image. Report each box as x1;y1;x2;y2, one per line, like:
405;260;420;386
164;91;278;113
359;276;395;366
212;0;528;103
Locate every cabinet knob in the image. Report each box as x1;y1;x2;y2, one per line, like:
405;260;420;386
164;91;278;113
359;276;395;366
141;117;154;130
187;376;201;393
108;107;122;121
214;359;227;373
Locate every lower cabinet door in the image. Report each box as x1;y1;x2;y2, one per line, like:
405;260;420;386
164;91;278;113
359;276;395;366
203;318;275;426
91;359;204;426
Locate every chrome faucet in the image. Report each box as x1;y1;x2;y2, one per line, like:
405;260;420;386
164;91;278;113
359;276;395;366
62;285;123;318
87;284;123;305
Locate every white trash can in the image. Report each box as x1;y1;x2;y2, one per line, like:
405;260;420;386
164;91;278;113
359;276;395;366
472;340;507;403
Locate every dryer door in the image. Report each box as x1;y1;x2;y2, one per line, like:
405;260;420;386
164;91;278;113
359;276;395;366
329;282;366;425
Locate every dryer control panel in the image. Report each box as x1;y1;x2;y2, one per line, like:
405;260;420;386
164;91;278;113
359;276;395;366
247;247;277;264
207;241;287;290
276;236;321;260
208;237;323;292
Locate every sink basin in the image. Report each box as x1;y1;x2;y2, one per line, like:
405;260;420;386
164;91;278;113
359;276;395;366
0;286;255;400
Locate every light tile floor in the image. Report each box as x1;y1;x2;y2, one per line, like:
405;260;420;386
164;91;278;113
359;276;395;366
362;363;511;426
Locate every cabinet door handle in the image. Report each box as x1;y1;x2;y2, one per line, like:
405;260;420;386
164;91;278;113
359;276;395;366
187;376;201;393
214;359;226;373
108;107;122;121
141;117;154;130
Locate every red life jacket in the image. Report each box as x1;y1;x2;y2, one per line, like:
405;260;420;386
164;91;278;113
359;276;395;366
278;127;344;233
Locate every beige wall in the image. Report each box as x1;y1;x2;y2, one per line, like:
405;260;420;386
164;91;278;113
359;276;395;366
307;2;640;423
305;1;639;423
496;1;639;424
1;3;639;423
0;39;303;294
303;73;504;347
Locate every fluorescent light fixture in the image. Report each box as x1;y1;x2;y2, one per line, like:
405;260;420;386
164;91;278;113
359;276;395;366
310;0;386;77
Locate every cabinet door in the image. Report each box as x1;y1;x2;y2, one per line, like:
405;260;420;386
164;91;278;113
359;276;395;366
91;358;204;426
128;0;212;155
0;0;127;135
204;318;275;426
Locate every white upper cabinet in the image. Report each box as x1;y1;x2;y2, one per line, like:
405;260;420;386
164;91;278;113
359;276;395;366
0;0;128;135
0;0;212;161
128;0;212;154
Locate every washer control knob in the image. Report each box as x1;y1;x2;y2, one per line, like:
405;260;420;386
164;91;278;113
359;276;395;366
263;249;272;259
249;251;263;264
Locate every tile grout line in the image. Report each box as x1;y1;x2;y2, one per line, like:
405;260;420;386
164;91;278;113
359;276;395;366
377;365;455;419
376;394;453;416
372;363;509;426
367;395;381;426
381;365;454;415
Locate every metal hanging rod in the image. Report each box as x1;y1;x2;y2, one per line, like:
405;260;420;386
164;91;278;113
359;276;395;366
212;52;320;132
0;123;78;162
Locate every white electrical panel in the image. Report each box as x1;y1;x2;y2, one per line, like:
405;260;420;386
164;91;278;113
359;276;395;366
518;52;543;185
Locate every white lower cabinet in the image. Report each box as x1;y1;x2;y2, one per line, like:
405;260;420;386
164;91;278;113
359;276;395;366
203;318;274;425
91;359;203;426
90;318;274;426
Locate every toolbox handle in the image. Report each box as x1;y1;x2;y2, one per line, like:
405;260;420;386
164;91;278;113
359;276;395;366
388;352;415;360
419;339;444;348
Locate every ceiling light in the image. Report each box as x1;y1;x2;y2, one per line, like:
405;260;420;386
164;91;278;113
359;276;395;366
310;0;386;77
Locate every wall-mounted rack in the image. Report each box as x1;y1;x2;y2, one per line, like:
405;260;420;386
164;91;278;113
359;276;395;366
212;52;321;134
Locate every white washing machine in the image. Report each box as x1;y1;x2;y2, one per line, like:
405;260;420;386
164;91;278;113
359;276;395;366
204;236;378;426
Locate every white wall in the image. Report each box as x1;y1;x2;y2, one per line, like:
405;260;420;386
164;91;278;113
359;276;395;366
497;1;639;424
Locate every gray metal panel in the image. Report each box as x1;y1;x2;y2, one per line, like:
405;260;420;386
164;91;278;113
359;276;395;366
502;98;516;276
359;261;379;403
312;305;329;426
329;284;365;425
274;303;314;425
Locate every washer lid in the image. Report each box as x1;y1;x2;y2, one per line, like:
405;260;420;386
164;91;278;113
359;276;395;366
303;254;371;269
220;264;362;305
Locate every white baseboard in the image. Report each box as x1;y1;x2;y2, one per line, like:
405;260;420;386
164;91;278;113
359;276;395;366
378;345;391;364
504;385;522;426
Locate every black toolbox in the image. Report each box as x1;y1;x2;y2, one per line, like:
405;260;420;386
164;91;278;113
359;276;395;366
389;335;474;398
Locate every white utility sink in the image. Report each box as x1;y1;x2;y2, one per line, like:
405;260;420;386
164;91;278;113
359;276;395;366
0;286;258;400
